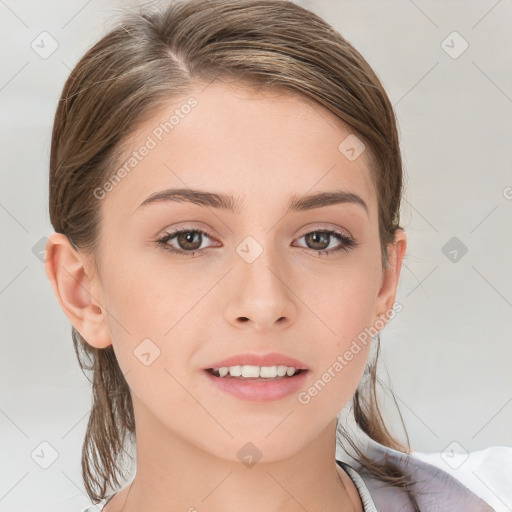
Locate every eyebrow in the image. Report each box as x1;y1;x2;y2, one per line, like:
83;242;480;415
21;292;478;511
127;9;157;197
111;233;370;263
137;188;368;216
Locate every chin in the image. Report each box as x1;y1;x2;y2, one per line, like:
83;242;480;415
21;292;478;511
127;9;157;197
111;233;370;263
204;430;313;465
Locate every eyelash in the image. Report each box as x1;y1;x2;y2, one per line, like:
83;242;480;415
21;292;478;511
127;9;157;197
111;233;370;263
155;227;358;258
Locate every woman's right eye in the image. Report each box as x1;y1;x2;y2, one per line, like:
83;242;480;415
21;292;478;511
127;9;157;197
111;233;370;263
155;228;218;257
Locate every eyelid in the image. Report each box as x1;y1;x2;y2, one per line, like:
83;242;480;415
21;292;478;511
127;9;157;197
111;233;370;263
296;223;352;239
159;226;219;247
156;222;218;241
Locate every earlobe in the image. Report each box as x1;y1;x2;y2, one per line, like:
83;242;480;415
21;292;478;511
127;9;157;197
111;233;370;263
374;229;407;321
44;233;112;349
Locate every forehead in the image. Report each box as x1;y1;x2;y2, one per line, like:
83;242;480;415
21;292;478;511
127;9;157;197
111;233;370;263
101;81;377;219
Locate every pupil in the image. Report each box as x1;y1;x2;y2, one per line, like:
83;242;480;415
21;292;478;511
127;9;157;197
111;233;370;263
179;231;201;250
306;232;329;250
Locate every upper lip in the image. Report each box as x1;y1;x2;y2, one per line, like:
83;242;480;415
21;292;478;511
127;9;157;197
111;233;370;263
204;352;309;370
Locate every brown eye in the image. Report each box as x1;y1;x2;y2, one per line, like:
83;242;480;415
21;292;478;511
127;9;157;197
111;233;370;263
156;228;217;257
304;231;331;250
175;231;203;251
295;229;357;256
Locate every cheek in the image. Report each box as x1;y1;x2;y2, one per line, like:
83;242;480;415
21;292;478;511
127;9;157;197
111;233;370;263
99;253;172;369
300;260;380;341
100;252;212;379
297;301;373;423
294;260;379;408
101;248;182;329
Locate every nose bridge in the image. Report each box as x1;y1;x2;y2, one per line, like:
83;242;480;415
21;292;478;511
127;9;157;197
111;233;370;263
226;231;295;327
236;232;285;295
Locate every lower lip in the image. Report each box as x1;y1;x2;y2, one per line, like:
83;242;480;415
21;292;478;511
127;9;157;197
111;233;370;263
203;370;309;402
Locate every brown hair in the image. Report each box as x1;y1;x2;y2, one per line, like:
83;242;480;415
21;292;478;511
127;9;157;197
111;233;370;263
49;0;417;507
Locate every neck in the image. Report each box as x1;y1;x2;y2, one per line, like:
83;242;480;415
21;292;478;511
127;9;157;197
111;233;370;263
109;400;361;512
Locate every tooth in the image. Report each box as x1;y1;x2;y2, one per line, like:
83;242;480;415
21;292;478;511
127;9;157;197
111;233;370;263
241;365;260;378
259;366;278;378
216;364;300;378
229;365;242;377
276;365;288;377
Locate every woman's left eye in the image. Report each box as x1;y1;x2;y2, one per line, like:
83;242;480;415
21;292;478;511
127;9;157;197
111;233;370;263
155;228;358;257
294;230;358;256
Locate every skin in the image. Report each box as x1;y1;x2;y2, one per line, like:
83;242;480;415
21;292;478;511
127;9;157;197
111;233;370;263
45;81;406;512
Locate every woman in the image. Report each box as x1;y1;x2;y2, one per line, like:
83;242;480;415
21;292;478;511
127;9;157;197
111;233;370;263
44;0;495;510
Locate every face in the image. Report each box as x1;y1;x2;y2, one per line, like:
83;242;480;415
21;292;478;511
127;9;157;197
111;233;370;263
80;82;402;462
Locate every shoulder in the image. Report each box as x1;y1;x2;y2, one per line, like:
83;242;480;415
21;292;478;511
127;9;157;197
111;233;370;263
411;444;512;512
340;438;509;512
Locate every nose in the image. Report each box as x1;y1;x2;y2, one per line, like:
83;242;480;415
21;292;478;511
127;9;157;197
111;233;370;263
223;246;297;332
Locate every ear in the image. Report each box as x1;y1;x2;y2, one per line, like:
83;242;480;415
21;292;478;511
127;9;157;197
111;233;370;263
374;228;407;322
44;232;112;349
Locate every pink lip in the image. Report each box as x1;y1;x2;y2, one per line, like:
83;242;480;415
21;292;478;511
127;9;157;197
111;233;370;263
203;367;309;402
204;352;309;370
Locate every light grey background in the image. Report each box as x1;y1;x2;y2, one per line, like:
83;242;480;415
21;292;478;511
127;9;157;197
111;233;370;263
1;0;511;511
